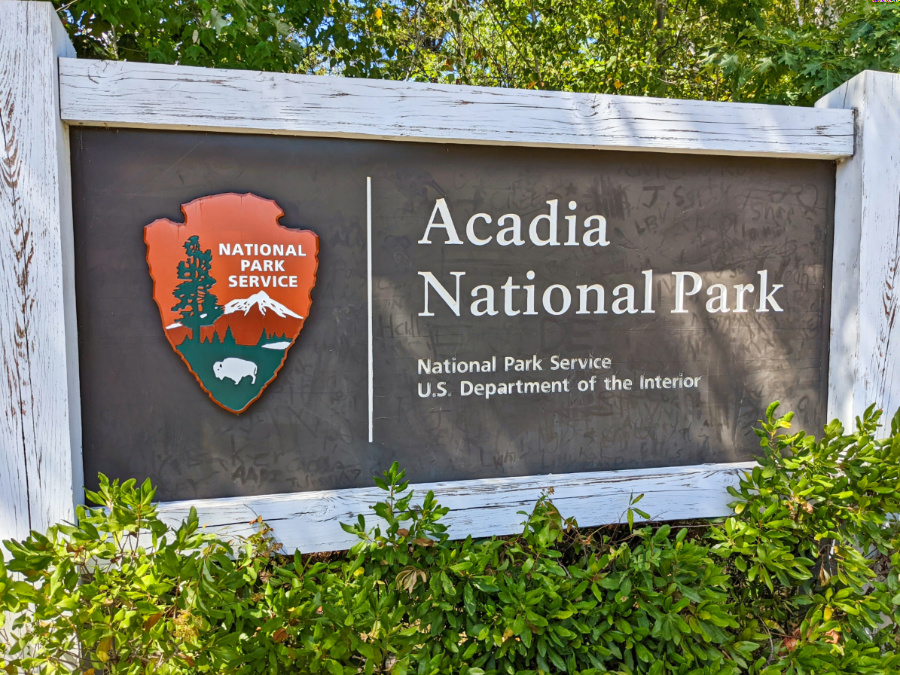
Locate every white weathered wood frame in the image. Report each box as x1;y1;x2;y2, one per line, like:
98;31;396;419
816;71;900;433
9;2;900;554
0;1;82;548
56;59;855;551
58;58;854;159
154;463;756;553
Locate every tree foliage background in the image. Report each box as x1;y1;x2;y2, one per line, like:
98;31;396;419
53;0;899;106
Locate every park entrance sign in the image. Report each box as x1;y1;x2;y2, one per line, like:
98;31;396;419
3;2;900;553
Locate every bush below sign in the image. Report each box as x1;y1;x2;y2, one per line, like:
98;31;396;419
2;404;899;675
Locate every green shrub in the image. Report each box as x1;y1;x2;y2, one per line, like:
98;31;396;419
1;403;899;674
709;403;900;673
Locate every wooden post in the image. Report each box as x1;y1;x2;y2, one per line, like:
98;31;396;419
0;1;82;545
817;71;900;431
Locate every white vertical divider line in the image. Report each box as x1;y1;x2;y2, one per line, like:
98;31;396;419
367;177;374;443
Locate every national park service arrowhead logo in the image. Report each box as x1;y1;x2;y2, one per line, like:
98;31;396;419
145;193;318;413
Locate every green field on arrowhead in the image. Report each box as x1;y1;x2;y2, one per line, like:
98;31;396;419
176;332;291;412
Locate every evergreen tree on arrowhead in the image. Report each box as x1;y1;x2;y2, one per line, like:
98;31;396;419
172;235;223;340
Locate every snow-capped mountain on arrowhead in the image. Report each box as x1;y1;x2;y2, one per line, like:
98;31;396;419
166;291;306;346
223;291;304;320
212;291;305;345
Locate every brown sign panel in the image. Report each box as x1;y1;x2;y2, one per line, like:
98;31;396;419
71;129;833;501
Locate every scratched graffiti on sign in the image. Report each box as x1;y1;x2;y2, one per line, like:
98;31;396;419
72;130;832;501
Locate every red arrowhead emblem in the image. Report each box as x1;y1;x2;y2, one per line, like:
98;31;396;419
145;193;319;413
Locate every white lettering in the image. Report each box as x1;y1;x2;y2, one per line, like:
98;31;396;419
672;271;703;313
734;284;755;313
612;284;638;314
471;285;498;316
576;284;606;315
542;284;572;315
757;270;784;312
497;214;524;246
419;271;464;317
706;284;730;313
529;199;559;246
419;198;463;245
583;215;610;247
466;213;492;246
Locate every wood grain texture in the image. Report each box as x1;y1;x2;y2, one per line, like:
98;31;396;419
58;58;854;159
817;71;900;430
0;1;79;546
156;463;753;553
